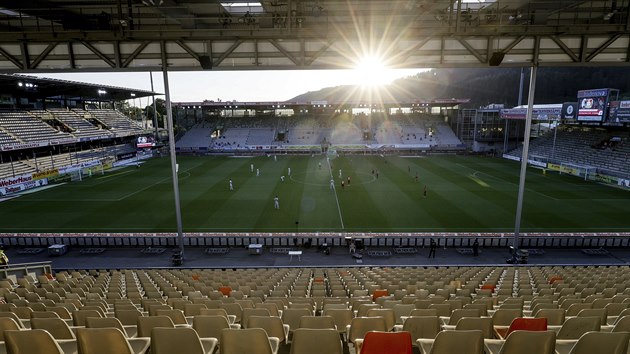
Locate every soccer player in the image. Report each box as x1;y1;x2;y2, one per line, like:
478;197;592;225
250;163;254;172
288;167;291;176
339;169;342;178
229;179;233;191
347;176;351;186
274;155;277;162
330;178;334;190
274;195;280;209
423;185;427;198
341;181;345;190
256;168;260;177
280;175;285;182
319;162;322;169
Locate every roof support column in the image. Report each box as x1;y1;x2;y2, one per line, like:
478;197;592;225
512;64;537;254
161;41;185;263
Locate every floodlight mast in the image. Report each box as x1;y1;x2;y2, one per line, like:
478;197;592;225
512;64;538;253
161;44;185;261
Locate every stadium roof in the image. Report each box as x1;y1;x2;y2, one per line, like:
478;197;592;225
0;74;158;101
173;98;470;109
0;1;629;71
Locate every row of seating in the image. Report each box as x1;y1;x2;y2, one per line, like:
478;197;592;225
2;266;630;353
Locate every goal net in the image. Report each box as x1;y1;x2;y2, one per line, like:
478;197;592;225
558;162;597;181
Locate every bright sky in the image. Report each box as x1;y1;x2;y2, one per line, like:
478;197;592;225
35;67;425;105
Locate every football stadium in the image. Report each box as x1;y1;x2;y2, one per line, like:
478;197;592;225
0;1;630;353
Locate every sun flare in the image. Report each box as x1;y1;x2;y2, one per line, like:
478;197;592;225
353;56;392;87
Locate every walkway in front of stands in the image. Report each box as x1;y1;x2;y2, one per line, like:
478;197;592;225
4;245;630;270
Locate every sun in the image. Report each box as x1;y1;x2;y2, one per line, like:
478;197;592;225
353;55;392;87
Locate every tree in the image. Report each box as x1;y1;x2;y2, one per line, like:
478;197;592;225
144;98;167;128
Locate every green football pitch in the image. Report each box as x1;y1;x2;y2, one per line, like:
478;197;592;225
1;155;628;233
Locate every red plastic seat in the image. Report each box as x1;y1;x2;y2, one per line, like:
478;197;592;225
500;317;548;339
360;331;412;354
480;284;495;293
548;276;563;284
372;290;389;302
218;286;232;296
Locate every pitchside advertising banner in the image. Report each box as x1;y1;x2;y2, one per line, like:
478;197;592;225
577;89;609;122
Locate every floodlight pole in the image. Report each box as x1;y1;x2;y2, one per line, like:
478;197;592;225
161;47;185;259
513;64;538;251
150;72;159;139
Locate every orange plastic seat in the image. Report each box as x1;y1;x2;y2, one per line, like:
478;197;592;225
549;276;563;284
219;287;232;297
497;317;548;339
360;331;412;354
372;290;389;302
480;285;495;293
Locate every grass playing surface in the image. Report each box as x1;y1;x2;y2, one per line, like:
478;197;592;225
0;155;628;233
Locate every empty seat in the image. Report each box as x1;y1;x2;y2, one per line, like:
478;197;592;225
151;327;217;354
4;329;64;354
220;328;280;354
289;328;343;354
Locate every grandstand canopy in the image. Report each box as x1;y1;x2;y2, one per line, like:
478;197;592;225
0;74;157;101
173;98;470;110
1;1;630;71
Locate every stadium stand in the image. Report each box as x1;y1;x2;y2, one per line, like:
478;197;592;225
46;109;112;140
508;126;630;177
0;143;135;179
84;109;144;136
0;111;71;143
0;265;629;354
176;113;462;151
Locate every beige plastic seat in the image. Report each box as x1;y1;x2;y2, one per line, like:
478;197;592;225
247;315;289;344
151;327;217;354
298;316;336;329
220;303;243;324
136;315;175;337
255;303;281;317
535;308;565;326
611;315;630;332
86;316;136;338
200;308;237;325
4;329;64;354
289;328;343;354
115;309;144;326
455;317;494;338
447;309;481;326
321;308;352;335
366;308;396;331
242;308;271;328
557;317;601;339
76;327;150;354
0;317;22;340
347;317;387;347
402;316;441;343
219;328;280;354
577;308;607;325
193;315;239;342
568;331;630;354
156;309;189;326
73;309;103;326
491;309;523;326
555;317;602;354
419;330;483;354
30;318;75;339
496;330;556;354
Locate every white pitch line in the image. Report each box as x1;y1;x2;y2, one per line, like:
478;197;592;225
326;158;345;229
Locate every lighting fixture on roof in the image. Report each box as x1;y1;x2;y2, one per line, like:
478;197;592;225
98;89;107;95
131;93;136;97
221;2;264;15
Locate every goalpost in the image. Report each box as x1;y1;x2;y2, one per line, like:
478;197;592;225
558;162;597;181
68;163;105;182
